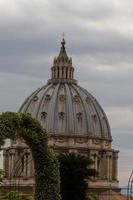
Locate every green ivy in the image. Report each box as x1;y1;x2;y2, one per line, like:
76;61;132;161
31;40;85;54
0;112;61;200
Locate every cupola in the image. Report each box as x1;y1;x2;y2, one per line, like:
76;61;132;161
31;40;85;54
48;38;77;84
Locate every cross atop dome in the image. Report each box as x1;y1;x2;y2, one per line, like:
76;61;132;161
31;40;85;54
61;37;65;48
58;37;68;58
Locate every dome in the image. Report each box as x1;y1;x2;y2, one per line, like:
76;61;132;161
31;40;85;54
4;38;119;193
19;38;112;141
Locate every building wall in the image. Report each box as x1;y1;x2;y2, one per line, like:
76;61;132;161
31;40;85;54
3;135;119;191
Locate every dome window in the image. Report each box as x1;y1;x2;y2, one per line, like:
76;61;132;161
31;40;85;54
76;112;83;120
59;94;66;102
59;112;65;119
45;94;51;101
73;95;80;103
86;97;90;103
92;114;97;121
33;96;38;102
41;112;47;119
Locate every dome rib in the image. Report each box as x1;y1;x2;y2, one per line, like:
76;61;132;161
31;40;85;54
56;83;66;133
34;84;52;118
67;83;81;134
71;84;88;135
94;99;112;140
78;86;111;140
81;87;103;138
65;83;75;134
47;83;60;133
19;88;41;113
74;84;104;137
72;84;94;136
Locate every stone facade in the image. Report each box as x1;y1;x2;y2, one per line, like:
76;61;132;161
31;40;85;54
3;135;119;190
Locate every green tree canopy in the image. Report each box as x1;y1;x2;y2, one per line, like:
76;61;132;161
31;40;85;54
58;152;97;200
0;169;4;185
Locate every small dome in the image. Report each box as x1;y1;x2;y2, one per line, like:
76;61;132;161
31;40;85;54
19;38;112;141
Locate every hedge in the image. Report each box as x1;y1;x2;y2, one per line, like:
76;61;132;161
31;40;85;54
0;112;61;200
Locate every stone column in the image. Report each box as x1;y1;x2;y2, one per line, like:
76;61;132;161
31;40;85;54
72;69;74;79
53;68;55;79
23;154;27;178
101;152;107;179
112;152;118;180
89;151;95;181
93;153;99;180
26;154;29;178
97;156;101;179
105;153;107;179
22;150;30;179
9;150;15;179
89;150;95;169
59;67;62;78
9;152;13;179
63;67;66;78
109;154;112;181
67;67;70;79
58;67;60;78
55;67;58;78
11;150;15;178
3;151;9;178
66;67;68;78
62;67;64;78
30;158;34;177
106;153;110;180
94;154;98;171
20;153;25;178
52;68;54;78
25;152;31;178
28;153;31;178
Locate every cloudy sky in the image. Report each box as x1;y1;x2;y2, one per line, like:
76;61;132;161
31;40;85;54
0;0;133;187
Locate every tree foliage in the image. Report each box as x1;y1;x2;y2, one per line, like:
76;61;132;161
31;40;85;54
58;152;97;200
0;190;33;200
0;169;5;185
0;112;61;200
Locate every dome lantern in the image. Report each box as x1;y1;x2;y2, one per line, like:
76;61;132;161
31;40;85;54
48;38;77;84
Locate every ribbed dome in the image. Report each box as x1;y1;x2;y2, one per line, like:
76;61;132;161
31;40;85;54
19;39;112;141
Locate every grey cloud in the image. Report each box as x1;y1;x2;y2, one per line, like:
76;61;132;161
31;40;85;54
84;83;133;107
0;0;133;187
113;133;133;149
0;72;44;112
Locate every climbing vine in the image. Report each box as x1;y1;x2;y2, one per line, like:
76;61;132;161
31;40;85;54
0;112;61;200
